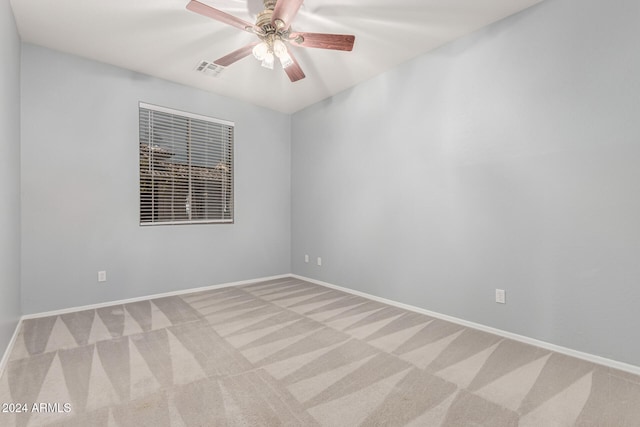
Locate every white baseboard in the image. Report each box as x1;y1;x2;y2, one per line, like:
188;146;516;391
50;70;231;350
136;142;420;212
1;274;292;378
21;274;291;320
291;274;640;376
0;318;23;379
5;272;638;379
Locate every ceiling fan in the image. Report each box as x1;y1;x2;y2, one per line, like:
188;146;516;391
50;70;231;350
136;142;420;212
186;0;356;82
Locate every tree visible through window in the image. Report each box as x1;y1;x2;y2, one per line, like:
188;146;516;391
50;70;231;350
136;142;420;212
139;103;234;225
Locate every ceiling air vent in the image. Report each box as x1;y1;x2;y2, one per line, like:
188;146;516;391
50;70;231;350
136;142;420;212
195;60;225;77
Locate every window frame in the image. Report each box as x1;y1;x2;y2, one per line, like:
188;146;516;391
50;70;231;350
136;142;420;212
138;102;235;226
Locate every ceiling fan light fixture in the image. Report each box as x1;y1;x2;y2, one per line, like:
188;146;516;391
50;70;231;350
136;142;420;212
252;42;269;61
261;52;275;69
273;39;287;57
279;52;294;68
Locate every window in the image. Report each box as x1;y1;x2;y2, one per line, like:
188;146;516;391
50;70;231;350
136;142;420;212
139;103;234;225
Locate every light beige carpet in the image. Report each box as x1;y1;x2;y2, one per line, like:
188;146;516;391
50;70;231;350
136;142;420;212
1;277;639;426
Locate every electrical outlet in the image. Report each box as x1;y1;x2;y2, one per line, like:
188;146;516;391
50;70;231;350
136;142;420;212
98;271;107;283
495;289;506;304
317;257;322;266
305;254;309;263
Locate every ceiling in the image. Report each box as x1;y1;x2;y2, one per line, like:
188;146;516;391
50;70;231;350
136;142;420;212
10;0;543;114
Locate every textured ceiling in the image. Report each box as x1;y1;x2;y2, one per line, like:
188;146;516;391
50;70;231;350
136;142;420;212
10;0;543;113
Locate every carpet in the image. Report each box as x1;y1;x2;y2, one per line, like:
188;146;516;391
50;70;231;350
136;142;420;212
1;277;639;426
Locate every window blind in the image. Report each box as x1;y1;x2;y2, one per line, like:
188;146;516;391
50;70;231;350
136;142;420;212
139;103;234;225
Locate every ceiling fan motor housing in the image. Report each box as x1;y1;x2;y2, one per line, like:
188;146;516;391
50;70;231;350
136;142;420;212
256;0;278;34
256;12;274;31
263;0;277;8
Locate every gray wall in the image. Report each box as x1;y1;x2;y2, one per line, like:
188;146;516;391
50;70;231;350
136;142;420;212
21;44;291;314
0;0;22;354
291;0;640;366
